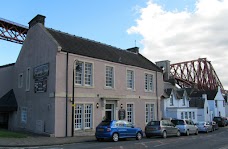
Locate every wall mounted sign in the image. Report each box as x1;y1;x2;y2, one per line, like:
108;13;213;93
34;63;49;93
118;109;126;120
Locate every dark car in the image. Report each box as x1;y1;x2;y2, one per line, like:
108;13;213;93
145;120;180;138
213;117;226;127
209;121;219;131
95;120;143;142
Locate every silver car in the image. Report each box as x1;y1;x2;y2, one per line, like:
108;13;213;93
171;119;198;136
196;121;213;133
145;120;180;138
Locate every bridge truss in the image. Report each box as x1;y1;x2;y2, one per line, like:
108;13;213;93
170;58;224;91
0;18;28;44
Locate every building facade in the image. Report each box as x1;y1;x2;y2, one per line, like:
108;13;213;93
0;15;164;137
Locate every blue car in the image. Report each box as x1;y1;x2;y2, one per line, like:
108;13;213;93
95;120;143;142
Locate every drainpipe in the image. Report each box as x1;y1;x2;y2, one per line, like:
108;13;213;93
156;70;159;120
66;52;69;137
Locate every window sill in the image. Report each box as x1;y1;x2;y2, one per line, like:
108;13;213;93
74;85;94;89
104;86;115;90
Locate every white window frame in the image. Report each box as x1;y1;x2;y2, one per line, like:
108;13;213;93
105;65;114;88
170;94;174;106
126;69;135;90
126;103;134;124
74;103;93;130
18;73;23;88
21;107;27;123
75;61;93;87
145;103;154;124
26;68;31;91
144;73;153;92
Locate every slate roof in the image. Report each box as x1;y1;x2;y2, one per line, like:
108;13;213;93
190;90;217;100
189;97;205;108
0;89;18;112
46;28;162;72
0;63;15;69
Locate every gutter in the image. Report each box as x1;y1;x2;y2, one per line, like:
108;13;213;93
66;52;69;137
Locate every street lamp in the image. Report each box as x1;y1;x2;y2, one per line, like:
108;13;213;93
72;59;78;137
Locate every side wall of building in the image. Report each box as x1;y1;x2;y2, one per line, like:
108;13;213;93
11;23;58;135
0;65;14;98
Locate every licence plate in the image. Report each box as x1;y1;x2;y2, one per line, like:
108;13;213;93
98;128;104;131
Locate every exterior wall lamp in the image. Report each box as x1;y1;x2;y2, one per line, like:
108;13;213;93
96;103;99;108
120;103;123;109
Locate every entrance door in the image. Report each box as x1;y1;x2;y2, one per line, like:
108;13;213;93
105;104;114;120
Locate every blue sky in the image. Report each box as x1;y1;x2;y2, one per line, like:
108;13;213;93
2;0;228;89
0;0;195;66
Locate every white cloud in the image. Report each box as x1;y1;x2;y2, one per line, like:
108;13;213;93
128;0;228;89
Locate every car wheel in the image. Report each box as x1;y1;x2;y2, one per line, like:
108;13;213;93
112;133;119;142
195;130;198;135
186;130;189;136
136;132;142;140
176;130;180;137
162;131;167;138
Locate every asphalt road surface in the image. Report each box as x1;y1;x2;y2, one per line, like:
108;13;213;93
9;127;228;149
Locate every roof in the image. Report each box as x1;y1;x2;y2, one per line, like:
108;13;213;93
190;90;217;100
0;89;18;112
189;98;205;108
46;28;162;72
0;63;15;69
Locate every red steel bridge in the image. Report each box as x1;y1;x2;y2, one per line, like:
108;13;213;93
0;17;28;44
0;17;225;91
170;58;224;91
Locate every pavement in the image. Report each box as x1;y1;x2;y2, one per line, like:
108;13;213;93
0;133;96;147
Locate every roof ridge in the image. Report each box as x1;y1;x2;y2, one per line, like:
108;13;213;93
46;28;126;52
0;63;15;68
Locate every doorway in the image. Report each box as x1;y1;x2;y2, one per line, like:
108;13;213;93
105;104;114;121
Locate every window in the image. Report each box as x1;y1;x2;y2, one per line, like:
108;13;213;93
145;104;154;123
127;104;134;123
170;94;174;106
189;112;192;119
21;107;27;123
106;66;114;88
127;70;134;89
75;61;93;86
193;112;195;119
18;73;23;88
215;100;217;107
185;112;188;119
181;112;184;119
74;104;93;130
145;73;153;91
26;68;30;91
183;98;186;106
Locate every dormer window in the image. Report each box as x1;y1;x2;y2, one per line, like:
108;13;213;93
170;94;174;106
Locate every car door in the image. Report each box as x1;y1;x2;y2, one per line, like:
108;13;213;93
116;121;127;137
168;121;177;135
125;121;136;137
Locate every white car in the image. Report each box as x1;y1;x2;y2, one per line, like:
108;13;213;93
171;119;198;136
195;121;213;133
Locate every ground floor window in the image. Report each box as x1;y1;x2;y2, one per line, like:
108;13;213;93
74;103;93;130
21;107;27;123
145;103;154;123
126;104;134;123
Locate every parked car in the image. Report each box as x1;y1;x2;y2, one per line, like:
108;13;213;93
95;120;143;142
145;120;180;138
213;116;226;127
209;121;219;131
195;121;213;133
224;117;228;126
171;119;198;136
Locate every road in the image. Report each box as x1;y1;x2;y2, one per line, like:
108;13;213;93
10;127;228;149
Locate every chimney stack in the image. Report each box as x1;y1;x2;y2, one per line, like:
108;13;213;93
126;47;139;54
28;14;46;28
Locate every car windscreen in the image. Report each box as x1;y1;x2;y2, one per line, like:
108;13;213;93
99;121;112;126
171;120;185;125
148;121;160;126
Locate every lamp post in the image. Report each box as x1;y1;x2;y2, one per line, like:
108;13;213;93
72;59;78;137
